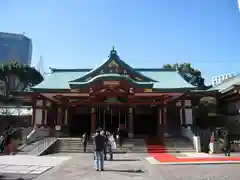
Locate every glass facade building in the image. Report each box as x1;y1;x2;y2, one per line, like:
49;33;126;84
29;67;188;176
0;32;32;65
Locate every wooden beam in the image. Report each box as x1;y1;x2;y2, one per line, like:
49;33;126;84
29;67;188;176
39;94;58;104
69;101;165;106
220;89;238;99
133;92;183;97
165;93;185;103
221;95;240;102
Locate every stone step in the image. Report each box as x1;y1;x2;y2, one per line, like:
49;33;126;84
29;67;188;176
59;142;84;144
60;144;85;146
56;148;128;153
59;143;84;146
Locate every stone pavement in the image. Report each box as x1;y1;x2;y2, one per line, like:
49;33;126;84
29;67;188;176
158;164;240;180
35;153;240;180
36;153;163;180
0;155;71;178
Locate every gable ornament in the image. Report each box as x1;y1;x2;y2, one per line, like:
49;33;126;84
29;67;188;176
108;60;119;68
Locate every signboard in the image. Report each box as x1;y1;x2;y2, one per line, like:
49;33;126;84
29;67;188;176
144;88;152;92
103;81;120;86
55;125;61;131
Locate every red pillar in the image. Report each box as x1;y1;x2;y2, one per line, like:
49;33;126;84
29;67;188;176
91;108;96;133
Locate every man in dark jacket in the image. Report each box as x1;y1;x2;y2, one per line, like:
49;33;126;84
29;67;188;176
94;129;105;171
82;132;88;153
223;131;231;156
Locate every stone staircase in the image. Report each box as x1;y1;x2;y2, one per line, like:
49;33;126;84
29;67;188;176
57;138;88;153
17;137;57;155
163;136;196;154
56;138;148;153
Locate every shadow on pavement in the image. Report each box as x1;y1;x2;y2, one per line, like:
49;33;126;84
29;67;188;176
0;175;25;180
112;159;140;162
104;169;145;173
0;174;37;180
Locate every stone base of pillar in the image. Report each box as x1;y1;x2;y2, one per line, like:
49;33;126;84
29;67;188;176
128;133;134;138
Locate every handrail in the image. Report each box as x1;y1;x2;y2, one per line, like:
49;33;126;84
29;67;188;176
37;138;58;155
26;129;36;140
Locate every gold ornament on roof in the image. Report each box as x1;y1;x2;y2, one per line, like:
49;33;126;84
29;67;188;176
144;88;152;92
108;60;119;68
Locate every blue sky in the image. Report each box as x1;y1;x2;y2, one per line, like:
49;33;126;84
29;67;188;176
1;0;240;84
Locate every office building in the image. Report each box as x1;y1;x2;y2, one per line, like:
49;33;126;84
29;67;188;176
0;32;32;65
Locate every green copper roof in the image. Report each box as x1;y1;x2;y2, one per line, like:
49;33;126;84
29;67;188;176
69;73;153;89
71;48;157;83
31;68;196;90
208;75;240;93
31;49;198;91
139;69;195;89
33;71;88;89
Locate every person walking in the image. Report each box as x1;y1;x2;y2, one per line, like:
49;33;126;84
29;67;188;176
108;132;116;160
117;128;124;148
103;131;109;160
94;129;105;171
82;132;88;153
223;131;231;156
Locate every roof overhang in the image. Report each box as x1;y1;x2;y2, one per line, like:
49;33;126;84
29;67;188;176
220;84;240;94
69;74;154;89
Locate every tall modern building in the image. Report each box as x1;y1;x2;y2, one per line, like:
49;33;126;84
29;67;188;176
0;32;32;65
212;73;235;87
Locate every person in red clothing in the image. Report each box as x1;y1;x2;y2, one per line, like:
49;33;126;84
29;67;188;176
4;134;12;155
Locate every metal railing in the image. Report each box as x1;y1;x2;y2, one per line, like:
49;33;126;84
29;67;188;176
32;138;58;155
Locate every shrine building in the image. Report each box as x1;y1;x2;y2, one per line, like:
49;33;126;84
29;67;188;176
22;48;216;138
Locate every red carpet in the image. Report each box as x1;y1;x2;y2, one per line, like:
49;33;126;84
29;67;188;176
146;137;240;163
145;137;178;162
160;156;240;163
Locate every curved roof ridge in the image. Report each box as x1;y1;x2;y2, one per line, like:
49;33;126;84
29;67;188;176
69;73;153;85
49;67;91;73
135;68;177;72
49;67;178;73
71;48;158;82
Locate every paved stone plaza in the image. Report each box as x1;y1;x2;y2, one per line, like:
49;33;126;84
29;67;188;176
32;153;240;180
0;153;240;179
0;155;71;179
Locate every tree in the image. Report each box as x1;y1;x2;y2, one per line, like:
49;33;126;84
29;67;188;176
196;96;228;130
0;61;43;102
163;64;172;69
162;63;205;88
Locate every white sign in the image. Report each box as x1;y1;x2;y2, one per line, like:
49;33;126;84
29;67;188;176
55;125;61;131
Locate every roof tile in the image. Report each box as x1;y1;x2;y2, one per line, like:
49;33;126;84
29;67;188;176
32;68;196;90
